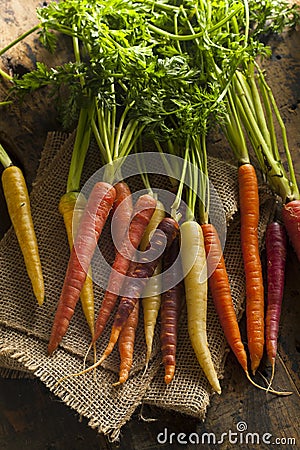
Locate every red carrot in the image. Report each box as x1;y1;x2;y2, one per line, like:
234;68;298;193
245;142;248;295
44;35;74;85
238;163;264;374
93;193;157;343
265;221;287;382
48;181;116;355
160;233;184;384
282;200;300;262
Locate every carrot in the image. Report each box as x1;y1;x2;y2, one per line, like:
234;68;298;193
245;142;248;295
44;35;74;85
265;221;287;383
111;181;133;253
48;181;116;355
58;191;95;339
201;222;248;374
77;217;179;374
282;200;300;262
93;193;157;343
238;163;264;375
114;300;139;385
180;220;221;394
160;233;184;384
1;162;44;305
139;200;166;365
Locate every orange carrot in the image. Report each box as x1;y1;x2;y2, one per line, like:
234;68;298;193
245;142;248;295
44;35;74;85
201;222;248;374
93;193;157;343
115;300;139;385
111;181;133;252
160;232;184;384
48;181;116;354
238;163;264;374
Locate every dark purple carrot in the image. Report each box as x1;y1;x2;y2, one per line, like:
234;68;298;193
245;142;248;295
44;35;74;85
48;181;116;355
93;193;156;343
160;233;184;384
265;221;287;384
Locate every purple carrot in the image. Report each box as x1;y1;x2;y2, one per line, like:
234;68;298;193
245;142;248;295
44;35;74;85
160;233;184;384
265;221;287;383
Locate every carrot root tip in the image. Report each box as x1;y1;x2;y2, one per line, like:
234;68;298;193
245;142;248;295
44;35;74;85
245;370;292;396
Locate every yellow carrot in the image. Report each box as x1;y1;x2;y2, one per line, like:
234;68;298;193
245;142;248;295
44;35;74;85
180;220;221;395
2;165;44;305
140;200;166;365
59;191;95;339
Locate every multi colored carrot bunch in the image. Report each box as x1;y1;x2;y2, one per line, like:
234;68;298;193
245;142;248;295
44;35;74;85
0;0;299;394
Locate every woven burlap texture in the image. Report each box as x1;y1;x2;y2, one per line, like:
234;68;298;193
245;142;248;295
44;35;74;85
0;131;275;441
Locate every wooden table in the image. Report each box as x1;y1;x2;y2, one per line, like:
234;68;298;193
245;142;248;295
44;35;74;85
0;2;299;448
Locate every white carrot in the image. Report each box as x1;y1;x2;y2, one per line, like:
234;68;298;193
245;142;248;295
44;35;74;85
180;220;221;395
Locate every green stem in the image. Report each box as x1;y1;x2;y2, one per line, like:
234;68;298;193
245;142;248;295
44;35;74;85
91;118;108;162
234;72;293;201
0;100;13;106
113;102;134;159
66;105;93;193
171;139;190;222
0;24;40;57
109;82;116;153
257;67;299;200
0;143;13;169
154;140;178;189
0;67;13;81
247;65;272;150
97;105;112;162
224;87;250;163
119;123;145;159
148;4;243;41
257;74;279;161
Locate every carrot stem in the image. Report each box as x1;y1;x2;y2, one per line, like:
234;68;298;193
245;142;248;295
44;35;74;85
0;143;13;169
0;24;40;57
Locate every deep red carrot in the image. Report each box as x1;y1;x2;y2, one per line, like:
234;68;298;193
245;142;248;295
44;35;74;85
238;163;264;374
160;233;184;384
265;221;287;381
114;300;139;385
282;200;300;261
201;222;248;374
48;181;116;355
93;193;157;343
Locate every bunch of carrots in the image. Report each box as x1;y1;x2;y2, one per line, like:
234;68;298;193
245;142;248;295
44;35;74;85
1;0;300;395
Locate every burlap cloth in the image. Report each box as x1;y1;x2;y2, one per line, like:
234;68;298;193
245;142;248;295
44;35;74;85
0;131;275;441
